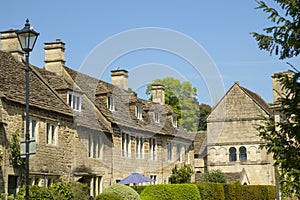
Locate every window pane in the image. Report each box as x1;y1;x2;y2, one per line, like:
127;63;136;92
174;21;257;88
46;123;50;144
229;147;237;161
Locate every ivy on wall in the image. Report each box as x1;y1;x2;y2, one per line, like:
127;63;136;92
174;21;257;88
9;130;25;167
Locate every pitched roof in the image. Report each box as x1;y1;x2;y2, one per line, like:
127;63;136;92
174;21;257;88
208;82;272;122
239;86;272;115
194;131;207;157
63;66;191;139
37;66;111;132
0;51;73;116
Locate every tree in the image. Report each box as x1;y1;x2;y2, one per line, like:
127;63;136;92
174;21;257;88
252;0;300;198
257;71;300;198
170;164;194;184
146;77;199;131
198;104;211;131
201;169;227;183
251;0;300;60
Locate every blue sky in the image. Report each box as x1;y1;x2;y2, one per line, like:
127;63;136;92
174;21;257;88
1;0;299;105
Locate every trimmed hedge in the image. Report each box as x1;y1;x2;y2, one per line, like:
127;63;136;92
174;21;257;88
196;182;225;200
95;192;123;200
140;184;200;200
101;184;140;200
131;185;147;194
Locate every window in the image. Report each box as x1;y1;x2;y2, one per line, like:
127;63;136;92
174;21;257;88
122;132;131;157
46;123;57;145
176;144;181;162
149;138;156;160
184;145;190;163
89;134;103;159
29;119;37;139
150;175;157;184
136;136;144;159
107;95;115;111
135;104;142;120
172;115;177;127
167;142;172;161
97;136;103;159
229;147;237;161
154;112;159;123
239;146;247;161
67;91;82;111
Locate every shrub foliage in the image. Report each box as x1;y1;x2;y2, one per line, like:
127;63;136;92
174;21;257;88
140;184;200;200
101;184;140;200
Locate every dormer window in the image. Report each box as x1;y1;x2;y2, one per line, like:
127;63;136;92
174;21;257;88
67;91;82;111
154;112;160;123
107;95;115;111
135;104;142;120
172;115;177;127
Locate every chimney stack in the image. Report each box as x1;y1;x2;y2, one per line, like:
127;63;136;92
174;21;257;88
272;71;292;103
44;39;65;76
111;69;128;91
0;30;24;62
152;84;165;105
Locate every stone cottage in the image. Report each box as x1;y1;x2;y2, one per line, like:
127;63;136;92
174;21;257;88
203;82;275;185
0;30;194;197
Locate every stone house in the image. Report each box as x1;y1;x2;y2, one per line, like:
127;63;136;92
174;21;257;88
202;82;275;185
0;30;194;197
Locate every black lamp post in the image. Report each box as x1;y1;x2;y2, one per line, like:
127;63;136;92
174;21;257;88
16;19;39;200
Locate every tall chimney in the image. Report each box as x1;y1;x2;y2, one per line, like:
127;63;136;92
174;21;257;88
0;30;24;62
111;69;128;91
272;71;292;103
44;39;65;76
152;84;165;105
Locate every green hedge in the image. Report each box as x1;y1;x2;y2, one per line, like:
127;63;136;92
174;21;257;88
95;192;122;200
140;184;200;200
101;184;140;200
196;182;225;200
131;185;147;194
223;184;276;200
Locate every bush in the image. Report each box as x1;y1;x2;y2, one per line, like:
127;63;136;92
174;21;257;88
16;185;54;200
95;192;122;200
201;169;226;183
170;164;194;183
102;184;140;200
196;182;224;200
50;181;90;200
140;184;200;200
131;185;147;194
223;184;276;200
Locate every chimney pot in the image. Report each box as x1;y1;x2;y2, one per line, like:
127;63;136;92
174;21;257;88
152;84;165;105
44;40;66;76
111;69;128;91
0;29;24;62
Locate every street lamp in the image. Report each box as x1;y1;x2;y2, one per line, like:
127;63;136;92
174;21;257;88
16;19;39;200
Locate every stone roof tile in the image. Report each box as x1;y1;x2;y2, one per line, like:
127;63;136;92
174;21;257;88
0;51;73;116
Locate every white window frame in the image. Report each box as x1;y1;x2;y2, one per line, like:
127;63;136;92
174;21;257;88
176;144;182;162
154;112;160;123
172;115;177;127
149;138;156;160
67;91;82;112
97;136;103;160
167;142;172;161
46;122;57;145
28;119;38;139
136;136;144;159
107;95;115;111
150;175;157;184
135;104;142;120
122;132;131;158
